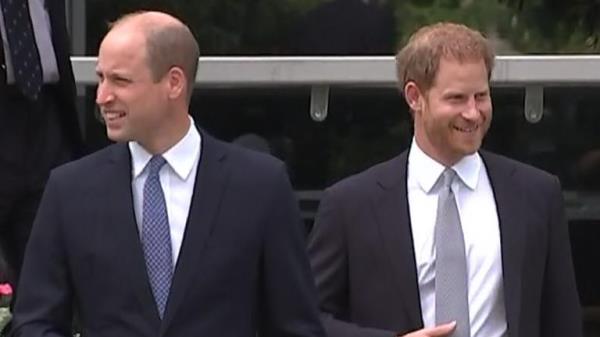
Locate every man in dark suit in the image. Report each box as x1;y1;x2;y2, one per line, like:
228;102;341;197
0;0;83;288
307;22;583;337
11;11;325;337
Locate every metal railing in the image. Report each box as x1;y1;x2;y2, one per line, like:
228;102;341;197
72;55;600;220
72;55;600;122
72;55;600;86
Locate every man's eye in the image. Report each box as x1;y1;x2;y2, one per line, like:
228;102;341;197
114;77;131;84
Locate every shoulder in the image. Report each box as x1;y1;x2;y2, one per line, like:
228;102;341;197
321;152;407;212
52;144;119;177
205;135;288;184
481;150;562;213
325;153;406;200
481;150;558;188
224;141;285;174
48;143;124;191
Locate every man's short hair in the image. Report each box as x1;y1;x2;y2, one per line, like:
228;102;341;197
395;22;495;92
110;12;200;102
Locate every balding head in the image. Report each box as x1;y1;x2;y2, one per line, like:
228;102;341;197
108;11;200;102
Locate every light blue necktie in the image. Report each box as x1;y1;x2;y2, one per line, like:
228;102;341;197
435;169;470;337
142;155;173;319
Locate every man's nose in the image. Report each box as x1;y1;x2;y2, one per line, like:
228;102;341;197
463;96;479;120
96;82;114;105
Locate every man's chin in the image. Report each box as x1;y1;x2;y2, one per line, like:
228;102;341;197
106;130;130;143
459;144;481;156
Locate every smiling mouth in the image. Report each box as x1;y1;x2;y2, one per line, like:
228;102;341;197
103;110;126;122
453;125;479;133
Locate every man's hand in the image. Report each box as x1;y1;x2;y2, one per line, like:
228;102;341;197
401;322;456;337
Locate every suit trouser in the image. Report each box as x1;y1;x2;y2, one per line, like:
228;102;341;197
0;85;73;290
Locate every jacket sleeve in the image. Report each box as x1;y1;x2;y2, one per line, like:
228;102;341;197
540;176;583;337
10;172;73;337
259;163;326;337
307;188;397;337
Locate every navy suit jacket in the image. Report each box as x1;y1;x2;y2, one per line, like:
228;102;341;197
12;131;325;337
307;149;583;337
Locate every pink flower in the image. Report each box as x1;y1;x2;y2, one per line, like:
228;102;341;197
0;284;12;296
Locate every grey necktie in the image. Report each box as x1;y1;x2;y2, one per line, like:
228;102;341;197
435;169;470;337
142;155;173;319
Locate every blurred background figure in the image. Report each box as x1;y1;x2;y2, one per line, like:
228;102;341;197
0;0;83;292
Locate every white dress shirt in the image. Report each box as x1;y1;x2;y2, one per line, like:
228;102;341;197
129;118;201;265
407;139;507;337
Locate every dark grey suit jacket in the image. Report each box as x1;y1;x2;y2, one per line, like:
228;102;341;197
12;131;325;337
307;149;582;337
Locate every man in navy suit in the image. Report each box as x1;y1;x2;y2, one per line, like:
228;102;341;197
0;0;83;290
307;22;583;337
11;11;325;337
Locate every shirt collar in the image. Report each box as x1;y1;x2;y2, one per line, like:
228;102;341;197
408;138;481;193
129;117;201;180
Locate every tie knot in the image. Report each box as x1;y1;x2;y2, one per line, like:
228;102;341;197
147;156;167;176
441;168;457;189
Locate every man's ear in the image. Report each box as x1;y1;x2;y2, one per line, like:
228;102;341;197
166;66;186;100
404;81;423;113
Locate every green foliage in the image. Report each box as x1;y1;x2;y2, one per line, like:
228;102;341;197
0;308;9;336
387;0;514;46
383;0;600;53
86;0;324;55
86;0;600;54
499;0;600;52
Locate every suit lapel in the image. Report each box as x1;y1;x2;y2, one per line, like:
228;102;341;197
161;131;230;331
106;144;159;321
481;151;525;337
372;149;526;334
373;151;423;329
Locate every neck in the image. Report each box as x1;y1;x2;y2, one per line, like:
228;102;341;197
142;113;191;155
413;134;460;168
